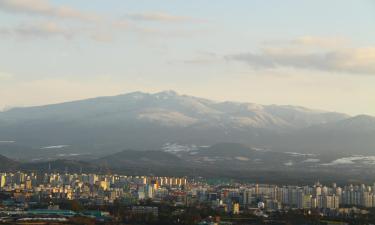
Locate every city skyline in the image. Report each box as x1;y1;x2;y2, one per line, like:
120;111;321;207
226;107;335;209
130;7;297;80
0;0;375;116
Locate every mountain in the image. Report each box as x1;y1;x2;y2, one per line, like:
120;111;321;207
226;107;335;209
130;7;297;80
0;90;373;160
0;155;100;173
0;154;18;170
0;148;371;184
194;143;257;157
95;143;375;183
95;150;191;176
175;143;339;170
0;142;373;184
0;143;96;162
97;150;182;167
328;115;375;131
275;115;375;154
20;159;99;173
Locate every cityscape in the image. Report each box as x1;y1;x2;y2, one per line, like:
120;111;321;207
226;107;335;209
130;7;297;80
1;0;375;224
0;171;375;224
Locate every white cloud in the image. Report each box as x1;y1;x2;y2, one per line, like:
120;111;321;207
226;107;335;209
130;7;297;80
0;71;13;80
0;1;110;41
0;1;207;42
126;12;199;23
0;22;117;42
0;22;77;39
227;39;375;75
90;32;113;42
291;36;349;48
0;0;101;22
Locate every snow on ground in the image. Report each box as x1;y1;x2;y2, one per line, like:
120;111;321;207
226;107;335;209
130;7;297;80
137;109;198;127
57;153;81;157
322;156;375;166
41;145;69;149
284;161;294;166
235;156;250;161
252;147;269;151
162;143;199;153
284;152;316;157
202;157;217;162
302;158;321;163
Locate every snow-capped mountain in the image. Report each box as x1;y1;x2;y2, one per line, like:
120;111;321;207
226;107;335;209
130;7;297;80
0;90;373;159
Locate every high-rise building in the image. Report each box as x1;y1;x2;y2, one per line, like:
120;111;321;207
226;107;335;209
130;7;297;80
315;186;322;196
25;179;32;190
297;191;312;209
233;203;240;214
0;174;6;188
311;197;318;208
89;174;98;185
242;189;253;206
361;191;373;208
319;195;339;209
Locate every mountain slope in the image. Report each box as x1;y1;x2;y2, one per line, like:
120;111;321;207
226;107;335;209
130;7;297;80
0;154;18;170
20;159;99;173
0;90;369;159
95;150;191;175
274;115;375;154
96;150;183;168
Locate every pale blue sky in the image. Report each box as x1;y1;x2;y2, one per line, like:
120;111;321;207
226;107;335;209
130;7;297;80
0;0;374;115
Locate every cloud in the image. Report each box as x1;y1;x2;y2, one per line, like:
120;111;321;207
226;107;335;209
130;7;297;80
182;59;219;65
0;21;116;42
0;20;200;41
126;12;200;23
291;36;349;48
0;2;206;42
0;0;101;22
227;37;375;75
0;22;77;39
90;32;113;42
0;71;13;80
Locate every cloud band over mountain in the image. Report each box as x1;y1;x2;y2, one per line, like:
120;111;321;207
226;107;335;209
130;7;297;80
227;46;375;75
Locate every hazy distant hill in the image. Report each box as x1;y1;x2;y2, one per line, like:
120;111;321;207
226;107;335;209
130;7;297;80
0;154;18;170
0;90;374;159
174;143;341;170
20;159;99;173
1;142;374;184
97;150;183;168
93;149;197;176
274;115;375;154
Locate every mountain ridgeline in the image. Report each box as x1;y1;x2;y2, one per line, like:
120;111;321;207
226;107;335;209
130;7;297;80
1;143;374;184
0;90;374;161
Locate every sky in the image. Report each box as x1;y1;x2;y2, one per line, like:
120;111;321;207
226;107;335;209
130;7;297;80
0;0;374;116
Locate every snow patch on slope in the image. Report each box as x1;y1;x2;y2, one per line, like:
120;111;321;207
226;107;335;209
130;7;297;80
162;143;199;153
302;158;321;163
138;109;198;127
322;156;375;166
0;141;15;143
41;145;69;149
284;152;316;157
